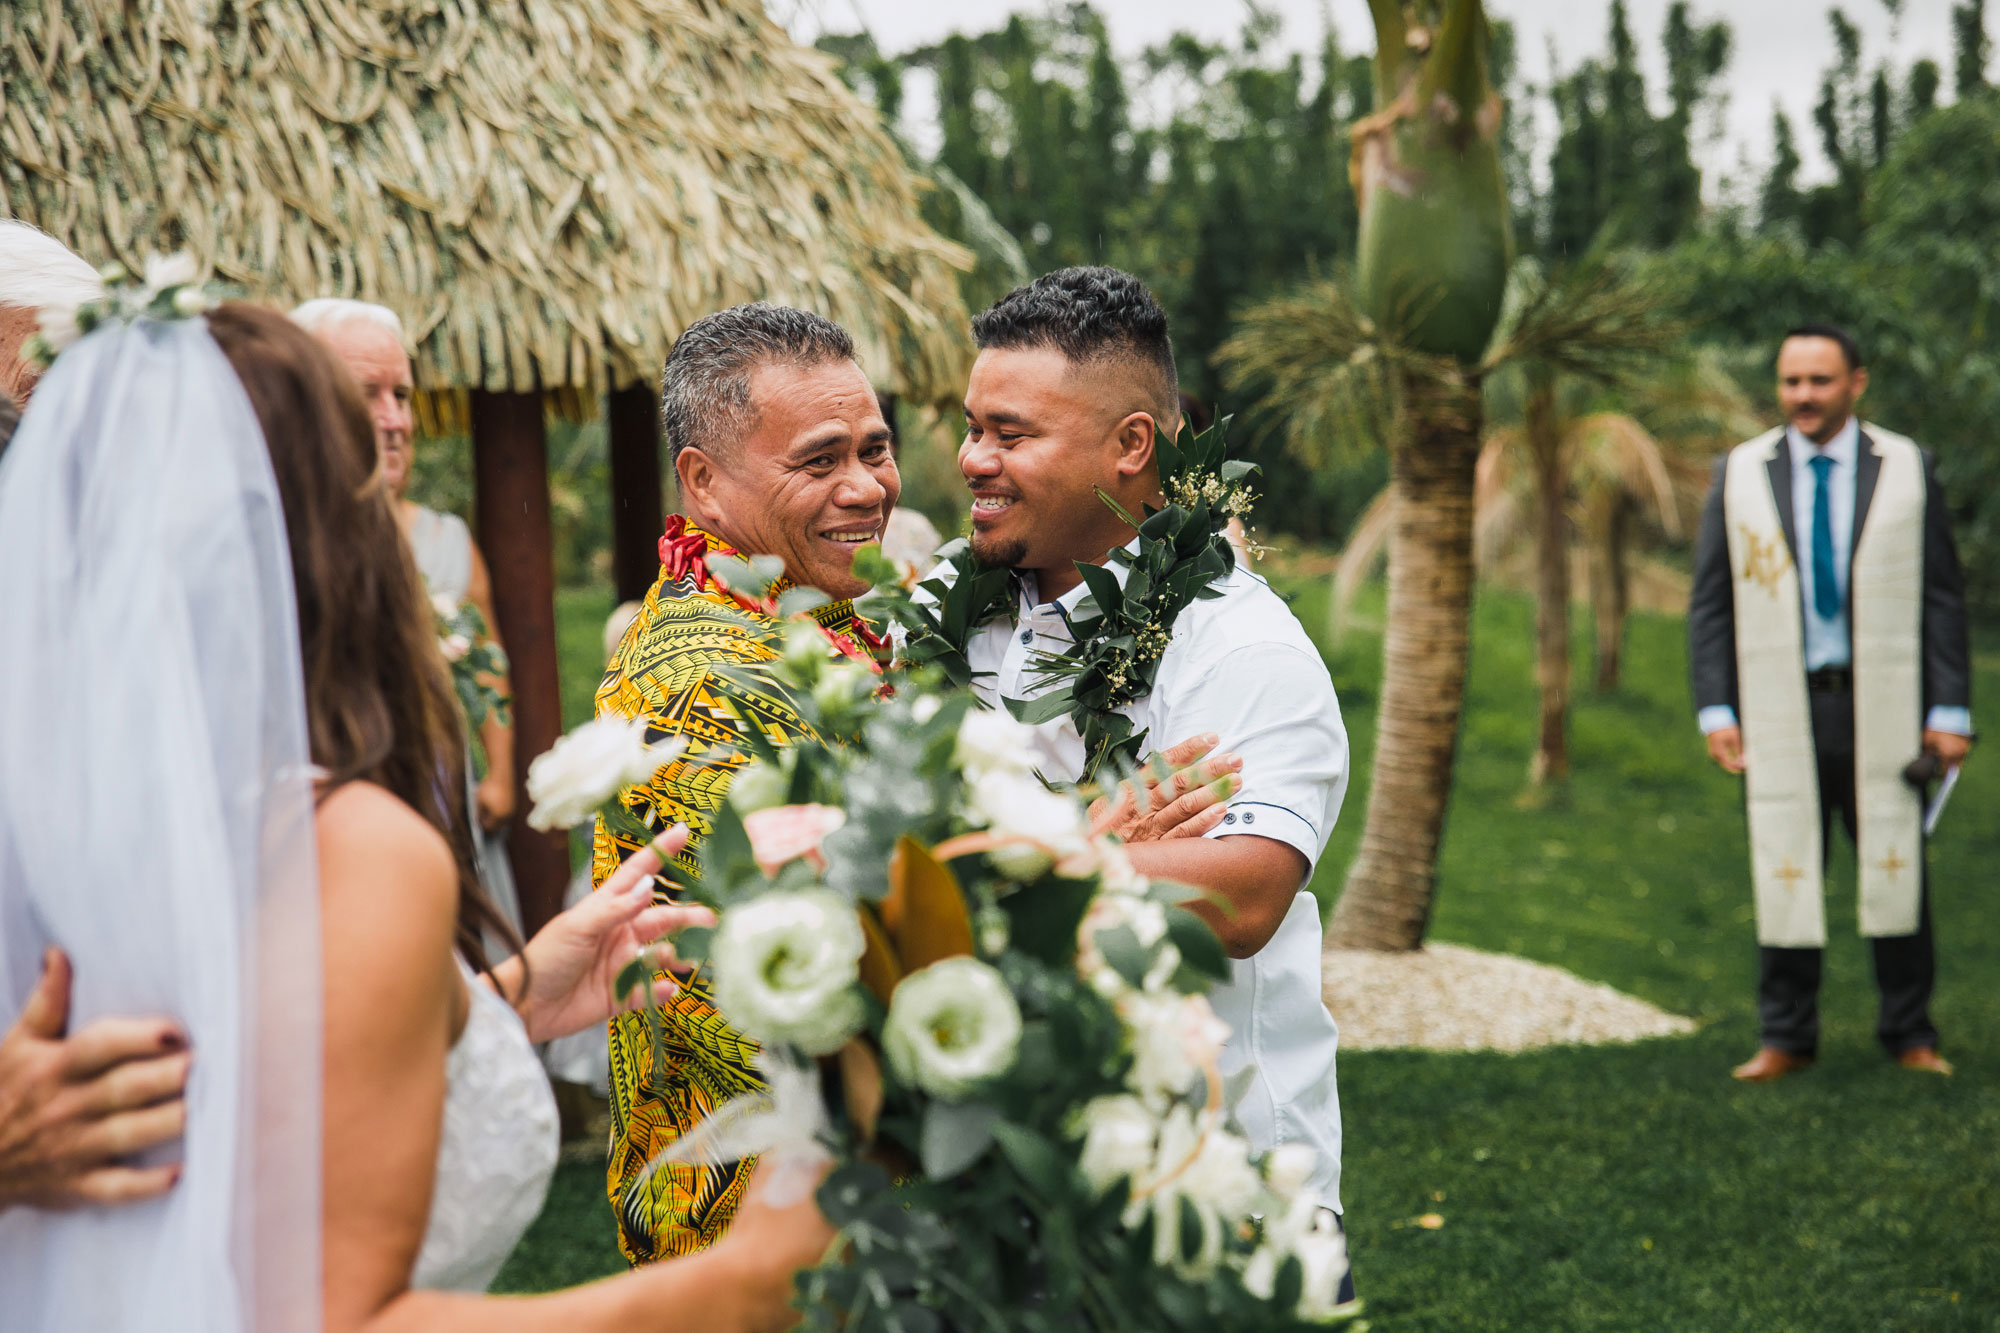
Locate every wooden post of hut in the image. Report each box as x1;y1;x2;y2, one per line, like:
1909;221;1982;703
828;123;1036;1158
607;383;666;604
471;391;568;934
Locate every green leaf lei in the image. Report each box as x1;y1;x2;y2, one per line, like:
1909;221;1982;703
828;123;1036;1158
892;417;1258;781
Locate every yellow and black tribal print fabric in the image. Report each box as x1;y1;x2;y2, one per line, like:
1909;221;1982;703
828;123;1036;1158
592;524;866;1264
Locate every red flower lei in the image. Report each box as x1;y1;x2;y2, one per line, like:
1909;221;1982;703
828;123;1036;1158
658;516;889;672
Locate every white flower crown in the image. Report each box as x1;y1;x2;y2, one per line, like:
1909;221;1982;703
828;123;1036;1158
24;251;221;370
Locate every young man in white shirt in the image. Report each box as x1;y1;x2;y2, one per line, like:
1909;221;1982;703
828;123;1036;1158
925;267;1352;1266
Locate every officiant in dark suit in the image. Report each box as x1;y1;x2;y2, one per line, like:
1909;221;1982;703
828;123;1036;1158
1688;325;1971;1084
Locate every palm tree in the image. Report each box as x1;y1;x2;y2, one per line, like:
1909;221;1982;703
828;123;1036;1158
1219;0;1512;952
1331;347;1757;783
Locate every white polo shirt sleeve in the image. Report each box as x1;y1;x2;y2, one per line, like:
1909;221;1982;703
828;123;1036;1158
1152;640;1349;876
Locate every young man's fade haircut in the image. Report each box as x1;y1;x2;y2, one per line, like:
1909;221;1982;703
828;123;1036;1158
971;266;1182;436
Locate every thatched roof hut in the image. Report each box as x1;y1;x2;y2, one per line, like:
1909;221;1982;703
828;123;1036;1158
0;0;973;402
2;0;978;926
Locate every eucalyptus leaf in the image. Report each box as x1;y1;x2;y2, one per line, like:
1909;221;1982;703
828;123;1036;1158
919;1100;1000;1179
1093;923;1150;991
777;585;833;618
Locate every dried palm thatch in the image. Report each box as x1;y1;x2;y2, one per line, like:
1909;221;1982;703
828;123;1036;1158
0;0;976;412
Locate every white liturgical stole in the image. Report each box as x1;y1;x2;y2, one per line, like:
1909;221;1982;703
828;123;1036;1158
1723;424;1926;946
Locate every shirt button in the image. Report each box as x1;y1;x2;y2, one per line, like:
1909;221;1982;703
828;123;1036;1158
1242;811;1255;825
1223;812;1237;825
1020;629;1033;644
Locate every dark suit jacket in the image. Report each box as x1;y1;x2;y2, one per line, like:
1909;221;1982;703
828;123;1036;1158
1687;427;1971;721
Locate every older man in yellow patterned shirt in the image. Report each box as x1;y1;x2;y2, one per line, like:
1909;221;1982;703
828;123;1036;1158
593;304;898;1263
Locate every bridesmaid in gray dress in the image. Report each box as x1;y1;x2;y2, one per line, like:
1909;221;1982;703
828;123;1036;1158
293;298;523;936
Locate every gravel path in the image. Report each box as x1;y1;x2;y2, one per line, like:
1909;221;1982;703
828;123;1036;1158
1322;943;1697;1053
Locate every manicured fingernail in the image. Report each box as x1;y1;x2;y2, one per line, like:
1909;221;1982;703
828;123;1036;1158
1216;753;1242;772
160;1030;186;1052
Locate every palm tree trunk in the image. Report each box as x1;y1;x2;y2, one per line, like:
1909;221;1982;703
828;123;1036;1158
1328;372;1483;951
1590;502;1629;692
1527;377;1568;784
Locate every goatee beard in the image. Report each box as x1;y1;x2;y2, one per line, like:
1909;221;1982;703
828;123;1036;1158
970;531;1028;569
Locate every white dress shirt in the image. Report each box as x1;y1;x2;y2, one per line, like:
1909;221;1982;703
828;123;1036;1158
920;549;1351;1209
1698;418;1972;738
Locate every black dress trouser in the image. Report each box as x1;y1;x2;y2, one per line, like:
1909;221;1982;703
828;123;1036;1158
1757;688;1940;1057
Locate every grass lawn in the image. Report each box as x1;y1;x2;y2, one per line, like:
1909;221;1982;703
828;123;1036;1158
499;573;2000;1330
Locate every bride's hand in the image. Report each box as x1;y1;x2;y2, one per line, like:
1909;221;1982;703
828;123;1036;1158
498;825;714;1044
696;1153;839;1332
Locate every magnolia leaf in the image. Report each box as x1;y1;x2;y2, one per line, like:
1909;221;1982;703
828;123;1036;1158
919;1099;1000;1179
856;904;904;1005
837;1037;885;1145
1163;906;1229;983
1000;876;1095;967
1274;1253;1305;1312
883;837;975;971
1179;1195;1205;1263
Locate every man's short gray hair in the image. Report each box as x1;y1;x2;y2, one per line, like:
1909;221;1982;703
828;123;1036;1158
659;303;856;469
0;221;101;315
290;297;408;346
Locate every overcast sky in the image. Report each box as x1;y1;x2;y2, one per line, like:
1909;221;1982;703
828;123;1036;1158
779;0;1964;189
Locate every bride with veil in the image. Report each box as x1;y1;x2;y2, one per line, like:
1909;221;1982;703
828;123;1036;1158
0;290;829;1329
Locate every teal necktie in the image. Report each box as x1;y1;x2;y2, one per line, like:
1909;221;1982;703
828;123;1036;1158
1809;453;1839;620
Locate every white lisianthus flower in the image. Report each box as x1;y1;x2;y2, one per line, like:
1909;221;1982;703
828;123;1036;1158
439;633;472;663
432;592;463;621
141;251;199;300
1078;891;1179;996
1119;991;1229;1104
970;771;1090;882
1122;1105;1258;1280
709;890;866;1055
1177;1119;1261;1220
171;286;213;318
911;695;943;724
727;759;790;815
1073;1094;1158;1195
882;957;1022;1099
525;715;687;831
781;620;832;680
1094;839;1147;897
955;708;1039;781
811;661;875;714
1264;1143;1319;1202
1292;1213;1352;1319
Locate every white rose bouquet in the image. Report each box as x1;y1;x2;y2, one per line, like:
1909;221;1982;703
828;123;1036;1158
651;550;1359;1332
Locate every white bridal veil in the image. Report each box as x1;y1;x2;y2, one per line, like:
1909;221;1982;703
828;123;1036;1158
0;317;323;1331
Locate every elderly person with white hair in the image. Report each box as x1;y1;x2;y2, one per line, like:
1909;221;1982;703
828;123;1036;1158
293;297;522;932
0;219;197;1213
0;220;104;441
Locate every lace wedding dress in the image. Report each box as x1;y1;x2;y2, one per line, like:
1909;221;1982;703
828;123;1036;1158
411;962;562;1292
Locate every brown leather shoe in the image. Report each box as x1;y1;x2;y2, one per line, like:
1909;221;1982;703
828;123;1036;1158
1731;1047;1815;1082
1894;1047;1954;1076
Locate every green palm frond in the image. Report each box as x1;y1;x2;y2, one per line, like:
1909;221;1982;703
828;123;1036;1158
1216;273;1458;469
